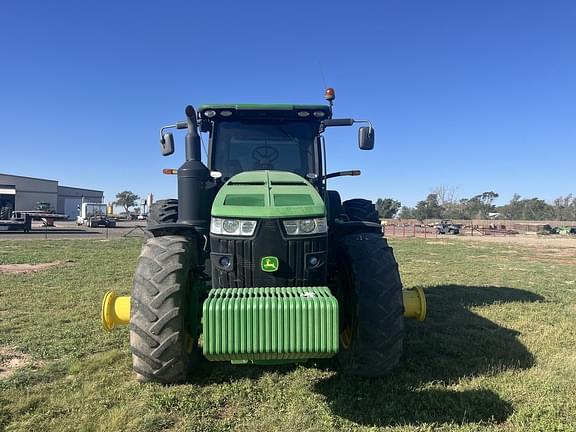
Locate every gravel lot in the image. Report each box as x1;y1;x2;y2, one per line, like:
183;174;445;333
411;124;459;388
0;220;147;240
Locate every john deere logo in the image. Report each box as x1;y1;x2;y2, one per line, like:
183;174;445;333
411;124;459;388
261;256;279;272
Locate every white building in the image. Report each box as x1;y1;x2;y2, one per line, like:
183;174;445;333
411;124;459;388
0;173;104;219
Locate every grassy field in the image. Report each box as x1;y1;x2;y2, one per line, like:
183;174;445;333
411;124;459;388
1;237;575;431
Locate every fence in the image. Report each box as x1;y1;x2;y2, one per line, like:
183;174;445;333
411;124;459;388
380;219;576;238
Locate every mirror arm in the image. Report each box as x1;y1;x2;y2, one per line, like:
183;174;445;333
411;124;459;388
320;118;373;133
160;121;188;143
314;170;361;183
353;119;373;131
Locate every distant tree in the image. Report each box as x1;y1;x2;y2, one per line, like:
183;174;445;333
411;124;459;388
431;185;457;206
479;191;499;206
459;191;499;219
376;198;402;219
442;198;467;219
498;194;555;220
115;191;140;214
414;193;443;221
498;193;520;220
552;194;576;221
398;206;416;219
522;198;554;220
407;188;572;222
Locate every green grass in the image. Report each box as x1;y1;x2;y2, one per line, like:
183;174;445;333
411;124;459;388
1;237;575;431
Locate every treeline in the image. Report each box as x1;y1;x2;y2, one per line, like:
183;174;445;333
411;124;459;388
376;189;576;221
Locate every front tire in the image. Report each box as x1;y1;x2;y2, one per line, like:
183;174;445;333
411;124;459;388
335;231;405;376
342;199;379;223
130;235;201;383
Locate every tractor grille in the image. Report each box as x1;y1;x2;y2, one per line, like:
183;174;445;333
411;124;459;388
210;219;327;288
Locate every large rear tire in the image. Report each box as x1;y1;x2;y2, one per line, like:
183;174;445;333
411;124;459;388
335;231;405;376
130;235;201;383
144;199;178;239
342;199;379;223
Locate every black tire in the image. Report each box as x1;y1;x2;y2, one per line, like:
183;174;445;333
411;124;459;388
326;190;343;224
342;199;379;223
144;199;178;239
0;207;11;220
130;235;201;383
335;231;404;376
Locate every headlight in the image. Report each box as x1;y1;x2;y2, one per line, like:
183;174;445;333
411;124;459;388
210;218;257;236
282;217;327;235
222;219;239;233
299;219;316;233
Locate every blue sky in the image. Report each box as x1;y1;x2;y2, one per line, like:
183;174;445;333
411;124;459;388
1;1;574;208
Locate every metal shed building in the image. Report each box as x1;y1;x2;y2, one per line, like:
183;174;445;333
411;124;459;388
0;173;104;219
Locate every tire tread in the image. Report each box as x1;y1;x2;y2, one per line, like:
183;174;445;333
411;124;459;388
336;231;405;376
129;235;198;383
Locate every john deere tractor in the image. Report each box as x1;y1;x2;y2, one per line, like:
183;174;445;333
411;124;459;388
101;90;426;383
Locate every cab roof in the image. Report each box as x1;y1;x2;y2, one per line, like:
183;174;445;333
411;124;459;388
198;104;332;120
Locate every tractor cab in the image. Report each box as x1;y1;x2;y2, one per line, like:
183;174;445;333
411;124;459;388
199;104;330;182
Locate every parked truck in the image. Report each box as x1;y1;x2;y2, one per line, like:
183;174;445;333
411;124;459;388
77;203;116;228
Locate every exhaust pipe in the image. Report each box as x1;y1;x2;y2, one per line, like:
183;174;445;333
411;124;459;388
101;291;130;331
402;287;426;321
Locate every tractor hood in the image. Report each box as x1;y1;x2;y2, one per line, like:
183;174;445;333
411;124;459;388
211;171;325;219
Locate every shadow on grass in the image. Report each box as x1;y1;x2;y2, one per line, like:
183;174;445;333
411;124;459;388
314;284;543;427
182;285;541;427
189;358;298;386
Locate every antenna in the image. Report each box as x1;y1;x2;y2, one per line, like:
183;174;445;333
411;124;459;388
318;61;335;112
318;61;328;89
318;61;335;111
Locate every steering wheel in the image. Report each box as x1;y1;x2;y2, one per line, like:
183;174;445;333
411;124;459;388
252;146;279;164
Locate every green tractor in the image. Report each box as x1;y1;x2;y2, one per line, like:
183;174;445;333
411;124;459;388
101;90;426;383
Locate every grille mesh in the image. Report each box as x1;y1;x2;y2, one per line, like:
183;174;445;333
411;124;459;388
211;219;327;288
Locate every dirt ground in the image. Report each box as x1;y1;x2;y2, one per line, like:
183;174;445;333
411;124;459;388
453;234;576;249
0;347;37;380
0;260;71;274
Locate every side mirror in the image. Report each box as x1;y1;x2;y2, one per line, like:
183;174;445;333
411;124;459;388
160;133;174;156
358;126;374;150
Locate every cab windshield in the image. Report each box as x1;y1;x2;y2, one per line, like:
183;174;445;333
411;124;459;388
211;120;317;179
